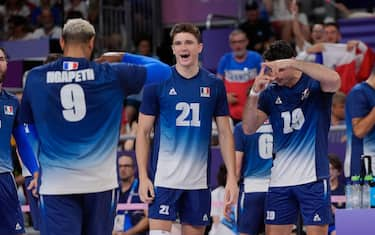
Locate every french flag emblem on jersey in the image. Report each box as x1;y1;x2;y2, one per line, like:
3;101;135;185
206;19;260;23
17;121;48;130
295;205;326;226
4;105;14;115
200;87;210;97
63;61;79;71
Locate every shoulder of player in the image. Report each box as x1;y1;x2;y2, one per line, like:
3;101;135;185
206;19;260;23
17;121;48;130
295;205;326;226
2;90;18;102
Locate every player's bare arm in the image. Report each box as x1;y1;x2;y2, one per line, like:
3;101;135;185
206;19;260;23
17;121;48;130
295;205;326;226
136;113;156;204
242;64;270;134
215;116;239;218
264;59;341;92
351;107;375;138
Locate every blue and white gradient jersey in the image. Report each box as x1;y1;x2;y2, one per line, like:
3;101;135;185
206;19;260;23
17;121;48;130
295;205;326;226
0;90;19;173
234;122;272;192
258;74;332;187
345;82;375;176
20;57;148;195
140;67;229;189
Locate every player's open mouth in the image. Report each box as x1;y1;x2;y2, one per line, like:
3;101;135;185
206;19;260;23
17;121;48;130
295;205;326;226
180;54;190;59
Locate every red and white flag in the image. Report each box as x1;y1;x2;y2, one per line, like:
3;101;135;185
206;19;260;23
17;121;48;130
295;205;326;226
316;43;374;94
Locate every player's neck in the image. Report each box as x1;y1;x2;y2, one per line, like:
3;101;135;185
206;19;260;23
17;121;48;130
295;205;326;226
175;64;199;79
285;71;302;88
63;45;91;60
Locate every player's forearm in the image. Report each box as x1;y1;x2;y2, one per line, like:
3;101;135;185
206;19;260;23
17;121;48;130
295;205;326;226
13;124;39;175
352;108;375;138
122;53;171;85
242;95;261;134
218;131;237;181
235;152;244;181
292;60;341;92
135;133;151;180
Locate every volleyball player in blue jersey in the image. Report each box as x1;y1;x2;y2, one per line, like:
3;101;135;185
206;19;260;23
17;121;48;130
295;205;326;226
234;120;272;235
19;19;171;235
0;47;39;235
243;40;341;235
136;23;238;235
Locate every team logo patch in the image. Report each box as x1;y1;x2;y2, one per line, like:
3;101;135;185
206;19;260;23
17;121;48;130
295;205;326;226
4;105;14;115
63;61;79;71
200;87;210;97
301;88;310;100
275;96;282;104
169;87;177;95
313;213;321;222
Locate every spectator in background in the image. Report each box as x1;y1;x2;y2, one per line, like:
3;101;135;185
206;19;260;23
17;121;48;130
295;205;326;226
30;0;61;27
328;154;345;235
31;7;62;39
263;0;293;42
134;35;159;59
290;0;325;56
331;92;346;126
217;29;262;125
120;99;140;151
7;15;34;40
64;0;88;19
113;155;148;235
239;1;274;54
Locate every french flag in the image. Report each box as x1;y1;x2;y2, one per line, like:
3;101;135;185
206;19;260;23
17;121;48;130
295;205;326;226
315;43;374;94
63;61;79;71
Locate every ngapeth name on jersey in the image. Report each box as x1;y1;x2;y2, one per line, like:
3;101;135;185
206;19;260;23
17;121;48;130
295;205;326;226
47;69;95;83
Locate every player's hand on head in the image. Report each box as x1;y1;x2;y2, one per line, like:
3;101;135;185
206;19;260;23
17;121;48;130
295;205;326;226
94;52;125;63
253;64;274;93
138;178;155;204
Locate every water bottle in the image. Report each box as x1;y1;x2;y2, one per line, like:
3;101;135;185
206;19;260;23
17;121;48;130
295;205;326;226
362;175;372;208
345;178;353;209
361;155;373;208
351;175;361;208
371;178;375;208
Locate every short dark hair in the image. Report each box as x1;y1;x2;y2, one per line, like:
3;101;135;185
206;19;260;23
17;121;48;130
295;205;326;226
170;23;201;43
324;22;340;31
0;47;7;60
329;154;343;173
263;40;296;61
245;1;258;10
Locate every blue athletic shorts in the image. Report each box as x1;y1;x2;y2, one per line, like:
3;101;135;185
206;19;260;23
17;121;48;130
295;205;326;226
237;191;266;234
0;172;25;235
40;188;118;235
25;176;40;230
265;179;332;225
148;187;211;226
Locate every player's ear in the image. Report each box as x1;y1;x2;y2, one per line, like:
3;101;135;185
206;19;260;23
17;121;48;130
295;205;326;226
59;37;65;51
